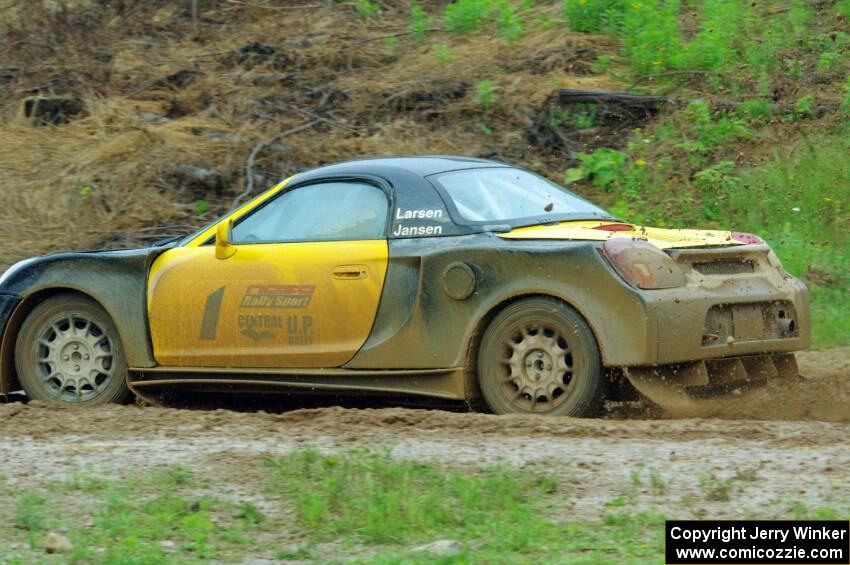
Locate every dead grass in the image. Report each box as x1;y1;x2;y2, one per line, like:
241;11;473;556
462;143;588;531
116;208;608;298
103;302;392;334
0;0;623;266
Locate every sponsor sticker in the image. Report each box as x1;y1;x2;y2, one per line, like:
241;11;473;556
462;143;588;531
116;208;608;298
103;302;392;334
240;284;315;309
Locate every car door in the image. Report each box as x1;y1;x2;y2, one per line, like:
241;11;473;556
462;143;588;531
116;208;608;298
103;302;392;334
146;179;390;368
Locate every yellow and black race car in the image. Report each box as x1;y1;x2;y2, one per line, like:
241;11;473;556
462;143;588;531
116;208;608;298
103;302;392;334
0;157;809;416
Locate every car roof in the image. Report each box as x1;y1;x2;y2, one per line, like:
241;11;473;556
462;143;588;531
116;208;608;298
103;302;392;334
291;155;510;183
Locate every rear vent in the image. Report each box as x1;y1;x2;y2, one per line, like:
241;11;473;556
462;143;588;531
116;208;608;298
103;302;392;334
692;260;755;275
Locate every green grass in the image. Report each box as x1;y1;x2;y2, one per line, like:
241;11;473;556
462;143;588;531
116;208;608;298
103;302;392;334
3;452;848;563
14;490;50;534
561;0;841;97
2;468;265;564
431;0;529;42
265;449;663;562
409;2;431;40
730;137;850;346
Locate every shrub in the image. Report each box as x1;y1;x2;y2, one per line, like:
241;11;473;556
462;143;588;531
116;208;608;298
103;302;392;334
793;95;815;119
444;0;493;33
434;43;454;63
817;51;840;73
476;79;497;111
842;76;850;115
693;161;739;221
620;0;681;74
356;0;380;21
569;0;822;96
562;0;623;33
495;1;524;42
564;148;628;189
736;99;775;123
409;2;431;40
680;0;744;72
592;54;612;73
677;101;751;154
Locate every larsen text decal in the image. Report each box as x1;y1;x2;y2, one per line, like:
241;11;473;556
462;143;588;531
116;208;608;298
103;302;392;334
393;208;444;237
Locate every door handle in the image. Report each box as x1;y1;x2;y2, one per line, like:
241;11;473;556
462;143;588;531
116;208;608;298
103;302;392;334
333;265;368;280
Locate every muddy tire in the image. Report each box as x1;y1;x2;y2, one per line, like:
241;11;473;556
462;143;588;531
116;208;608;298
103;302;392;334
15;294;130;405
477;297;604;416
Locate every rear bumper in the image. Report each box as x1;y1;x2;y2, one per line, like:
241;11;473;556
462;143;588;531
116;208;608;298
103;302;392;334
644;275;809;365
614;244;810;367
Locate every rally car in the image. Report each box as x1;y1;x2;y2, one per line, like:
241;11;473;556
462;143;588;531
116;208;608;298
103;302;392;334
0;156;809;416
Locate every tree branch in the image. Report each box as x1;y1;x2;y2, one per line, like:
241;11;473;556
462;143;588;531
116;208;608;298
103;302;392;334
232;119;321;209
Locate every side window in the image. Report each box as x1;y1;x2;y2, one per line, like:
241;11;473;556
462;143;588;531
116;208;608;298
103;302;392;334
231;181;389;243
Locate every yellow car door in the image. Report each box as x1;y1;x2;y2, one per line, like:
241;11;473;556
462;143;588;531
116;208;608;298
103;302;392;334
147;180;390;368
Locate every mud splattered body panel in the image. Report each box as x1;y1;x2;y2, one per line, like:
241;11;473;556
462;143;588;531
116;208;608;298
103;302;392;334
0;248;166;393
0;156;811;401
345;236;809;371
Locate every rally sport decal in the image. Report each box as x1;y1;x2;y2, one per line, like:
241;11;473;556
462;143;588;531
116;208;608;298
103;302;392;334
199;285;315;345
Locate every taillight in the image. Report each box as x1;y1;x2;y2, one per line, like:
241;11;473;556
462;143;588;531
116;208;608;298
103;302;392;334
731;231;764;244
602;238;686;289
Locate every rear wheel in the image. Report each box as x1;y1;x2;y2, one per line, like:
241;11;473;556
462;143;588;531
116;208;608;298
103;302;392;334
15;294;130;405
477;297;604;416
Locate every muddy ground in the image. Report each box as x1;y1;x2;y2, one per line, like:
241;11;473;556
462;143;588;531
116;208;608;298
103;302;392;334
1;348;848;522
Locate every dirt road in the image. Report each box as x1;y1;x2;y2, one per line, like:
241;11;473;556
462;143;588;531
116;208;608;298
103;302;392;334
1;348;848;521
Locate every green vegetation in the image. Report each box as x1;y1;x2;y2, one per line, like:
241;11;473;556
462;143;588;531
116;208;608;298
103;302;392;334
548;105;598;130
266;449;548;544
476;79;498;112
2;452;847;562
434;43;454;64
409;2;431;40
14;491;48;536
265;449;662;562
3;468;263;564
562;0;624;33
443;0;495;33
698;472;736;502
561;0;834;96
442;0;527;40
356;0;381;22
565;147;628;189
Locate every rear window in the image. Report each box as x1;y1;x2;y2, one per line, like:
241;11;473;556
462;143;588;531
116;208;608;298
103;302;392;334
430;167;611;225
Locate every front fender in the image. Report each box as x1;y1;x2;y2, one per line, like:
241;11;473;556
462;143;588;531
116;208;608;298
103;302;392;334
0;247;168;393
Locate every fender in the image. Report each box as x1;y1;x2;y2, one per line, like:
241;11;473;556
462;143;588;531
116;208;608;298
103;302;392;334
346;233;653;371
0;247;168;393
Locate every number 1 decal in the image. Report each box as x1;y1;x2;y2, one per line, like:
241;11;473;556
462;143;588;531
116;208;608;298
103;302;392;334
200;286;225;340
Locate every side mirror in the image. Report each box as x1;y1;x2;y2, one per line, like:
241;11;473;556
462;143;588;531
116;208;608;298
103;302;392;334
215;219;236;260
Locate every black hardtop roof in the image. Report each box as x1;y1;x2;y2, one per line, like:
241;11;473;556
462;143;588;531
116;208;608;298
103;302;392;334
291;155;511;185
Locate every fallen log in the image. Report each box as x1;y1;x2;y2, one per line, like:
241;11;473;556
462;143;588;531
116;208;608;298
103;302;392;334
552;88;840;118
552;88;669;121
530;88;841;158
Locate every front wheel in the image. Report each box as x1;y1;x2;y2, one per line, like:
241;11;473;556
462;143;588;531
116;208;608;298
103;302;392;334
477;297;604;416
15;294;130;405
